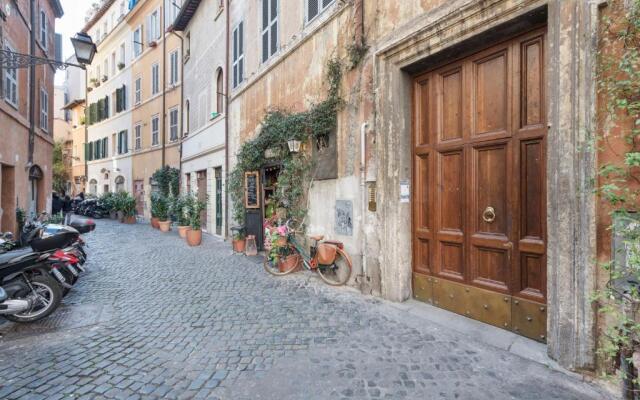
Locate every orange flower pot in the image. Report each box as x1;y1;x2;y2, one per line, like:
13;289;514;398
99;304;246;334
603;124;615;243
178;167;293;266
151;217;160;229
124;215;136;224
232;239;246;253
278;254;301;273
177;226;189;238
186;229;202;246
158;220;171;232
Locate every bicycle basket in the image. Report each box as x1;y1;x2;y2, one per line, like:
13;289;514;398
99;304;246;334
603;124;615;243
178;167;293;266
317;243;337;265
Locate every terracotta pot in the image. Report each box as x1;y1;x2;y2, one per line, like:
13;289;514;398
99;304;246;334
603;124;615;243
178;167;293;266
232;239;246;253
151;217;160;229
109;210;117;220
186;229;202;246
177;226;189;238
158;220;171;232
124;215;136;224
278;254;301;273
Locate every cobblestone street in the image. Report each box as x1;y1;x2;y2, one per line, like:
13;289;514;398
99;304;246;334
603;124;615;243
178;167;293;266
0;220;613;399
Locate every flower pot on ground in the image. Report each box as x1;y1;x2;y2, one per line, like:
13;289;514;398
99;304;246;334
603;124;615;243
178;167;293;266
177;225;189;238
232;238;246;253
186;228;202;246
184;192;207;246
151;217;160;229
158;220;171;232
117;211;124;222
124;215;136;224
120;193;137;224
109;210;117;219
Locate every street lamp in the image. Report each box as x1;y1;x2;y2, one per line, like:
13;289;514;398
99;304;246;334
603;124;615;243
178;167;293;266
0;32;96;70
70;32;97;66
287;139;302;153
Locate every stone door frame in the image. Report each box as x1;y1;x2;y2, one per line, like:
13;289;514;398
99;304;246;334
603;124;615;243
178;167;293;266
372;0;603;371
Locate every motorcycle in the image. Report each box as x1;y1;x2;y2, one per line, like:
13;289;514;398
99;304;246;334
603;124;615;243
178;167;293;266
76;199;108;219
0;249;62;322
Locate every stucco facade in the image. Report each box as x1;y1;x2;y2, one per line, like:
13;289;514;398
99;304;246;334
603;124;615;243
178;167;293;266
84;0;134;197
220;0;624;375
127;0;181;217
0;0;63;232
174;0;227;237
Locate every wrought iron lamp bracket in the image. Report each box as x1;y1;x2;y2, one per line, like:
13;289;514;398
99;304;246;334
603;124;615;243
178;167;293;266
0;49;86;70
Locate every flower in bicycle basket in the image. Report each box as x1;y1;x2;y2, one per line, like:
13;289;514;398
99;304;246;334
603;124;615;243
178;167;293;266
276;225;288;236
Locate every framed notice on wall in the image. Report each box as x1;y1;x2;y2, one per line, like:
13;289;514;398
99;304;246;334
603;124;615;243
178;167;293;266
244;171;260;209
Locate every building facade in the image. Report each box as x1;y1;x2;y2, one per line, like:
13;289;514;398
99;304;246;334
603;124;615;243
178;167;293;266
53;84;72;194
212;0;623;375
125;0;181;217
84;0;133;197
173;0;227;237
0;0;64;232
61;55;87;196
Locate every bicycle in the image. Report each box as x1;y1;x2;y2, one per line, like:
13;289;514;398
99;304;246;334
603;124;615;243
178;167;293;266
263;219;352;286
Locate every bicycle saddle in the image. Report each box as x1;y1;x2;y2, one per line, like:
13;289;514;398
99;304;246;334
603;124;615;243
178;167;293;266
309;235;324;241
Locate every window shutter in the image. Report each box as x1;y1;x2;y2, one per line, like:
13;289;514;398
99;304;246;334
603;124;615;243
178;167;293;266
146;15;151;44
103;137;108;158
121;85;126;110
105;95;110;118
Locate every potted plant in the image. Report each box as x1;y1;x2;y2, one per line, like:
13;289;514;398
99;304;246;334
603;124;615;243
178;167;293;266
114;191;128;222
186;196;206;246
266;223;298;272
232;228;246;253
122;193;137;224
150;193;161;229
155;194;171;232
117;62;125;70
175;194;192;238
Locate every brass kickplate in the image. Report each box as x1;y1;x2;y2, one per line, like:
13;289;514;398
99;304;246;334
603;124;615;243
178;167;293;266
412;273;547;343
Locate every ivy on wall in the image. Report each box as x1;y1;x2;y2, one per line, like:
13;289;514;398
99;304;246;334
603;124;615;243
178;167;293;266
229;58;344;226
593;0;640;385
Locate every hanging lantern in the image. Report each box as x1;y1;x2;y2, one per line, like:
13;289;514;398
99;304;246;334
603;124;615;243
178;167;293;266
287;139;302;153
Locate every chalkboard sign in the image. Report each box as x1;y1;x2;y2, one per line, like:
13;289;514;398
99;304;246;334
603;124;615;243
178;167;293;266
244;171;260;209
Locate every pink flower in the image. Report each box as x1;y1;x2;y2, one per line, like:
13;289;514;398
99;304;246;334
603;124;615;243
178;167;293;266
277;225;287;236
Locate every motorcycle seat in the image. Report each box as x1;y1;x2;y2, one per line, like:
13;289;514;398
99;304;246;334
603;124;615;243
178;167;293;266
0;248;35;266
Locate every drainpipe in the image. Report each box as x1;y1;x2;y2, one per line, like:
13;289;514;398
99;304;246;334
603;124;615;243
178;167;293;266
224;0;230;238
27;0;36;164
84;69;88;184
169;30;183;185
360;122;368;289
161;5;167;168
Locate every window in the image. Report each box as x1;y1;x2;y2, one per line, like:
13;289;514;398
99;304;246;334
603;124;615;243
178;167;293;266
111;52;116;76
185;100;190;135
134;123;142;150
169;50;179;85
115;176;125;192
40;10;48;50
96;65;101;83
134;77;142;104
89;179;97;195
119;43;126;67
261;0;278;62
151;63;159;95
3;44;18;107
148;9;160;43
185;32;191;60
185;173;191;193
169;108;178;141
118;130;128;154
151;115;159;146
103;21;108;38
215;68;224;114
232;22;244;88
102;137;108;158
167;0;182;26
103;59;109;80
116;85;127;112
120;1;125;17
40;87;49;132
133;26;143;57
307;0;334;23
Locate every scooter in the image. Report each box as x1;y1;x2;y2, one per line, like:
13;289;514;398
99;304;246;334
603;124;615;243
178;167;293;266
0;249;62;322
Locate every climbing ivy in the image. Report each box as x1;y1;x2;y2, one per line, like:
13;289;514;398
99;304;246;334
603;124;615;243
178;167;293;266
229;58;344;226
152;166;180;197
593;0;640;386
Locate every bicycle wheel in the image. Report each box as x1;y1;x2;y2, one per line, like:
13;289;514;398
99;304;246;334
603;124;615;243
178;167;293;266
263;244;300;276
317;248;352;286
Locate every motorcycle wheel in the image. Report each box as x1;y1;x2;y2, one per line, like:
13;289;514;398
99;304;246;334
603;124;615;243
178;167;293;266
3;275;62;322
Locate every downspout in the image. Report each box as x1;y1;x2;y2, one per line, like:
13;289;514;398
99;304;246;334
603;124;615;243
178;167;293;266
84;70;88;185
224;0;230;238
169;30;183;183
28;0;36;164
360;122;368;288
161;4;167;167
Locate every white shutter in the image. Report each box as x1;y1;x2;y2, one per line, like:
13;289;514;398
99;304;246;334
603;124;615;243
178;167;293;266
146;15;151;44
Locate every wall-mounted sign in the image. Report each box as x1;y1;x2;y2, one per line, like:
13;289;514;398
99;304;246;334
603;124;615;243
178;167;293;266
335;200;353;236
244;171;260;209
400;179;410;203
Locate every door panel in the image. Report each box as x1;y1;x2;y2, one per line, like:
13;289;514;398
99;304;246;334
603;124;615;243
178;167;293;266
412;28;547;341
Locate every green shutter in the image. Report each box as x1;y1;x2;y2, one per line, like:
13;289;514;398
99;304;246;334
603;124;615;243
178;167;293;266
103;137;108;158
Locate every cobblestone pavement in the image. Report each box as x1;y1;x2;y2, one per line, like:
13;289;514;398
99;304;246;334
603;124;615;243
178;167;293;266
0;220;614;399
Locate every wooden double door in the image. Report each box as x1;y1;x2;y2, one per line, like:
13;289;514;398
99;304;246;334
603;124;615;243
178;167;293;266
412;28;547;341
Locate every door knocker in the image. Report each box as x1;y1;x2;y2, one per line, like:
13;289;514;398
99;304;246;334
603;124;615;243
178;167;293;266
482;206;496;223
